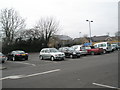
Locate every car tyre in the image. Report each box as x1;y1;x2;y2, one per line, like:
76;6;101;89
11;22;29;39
51;56;54;61
103;50;106;54
12;57;15;61
91;51;95;55
62;57;65;60
39;55;43;60
2;61;5;63
70;55;73;58
25;57;28;60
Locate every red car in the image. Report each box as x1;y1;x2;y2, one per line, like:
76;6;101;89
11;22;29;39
85;46;104;55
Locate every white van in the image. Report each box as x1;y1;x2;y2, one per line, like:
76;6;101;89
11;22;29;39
94;42;112;53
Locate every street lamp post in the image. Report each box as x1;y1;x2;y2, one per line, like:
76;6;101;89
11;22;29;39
79;32;81;38
86;20;93;44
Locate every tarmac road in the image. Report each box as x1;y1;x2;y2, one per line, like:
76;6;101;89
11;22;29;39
1;51;119;88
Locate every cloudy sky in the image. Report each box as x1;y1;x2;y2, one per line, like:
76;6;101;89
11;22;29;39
0;0;118;38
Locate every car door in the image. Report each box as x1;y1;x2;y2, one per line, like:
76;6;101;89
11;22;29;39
44;49;51;59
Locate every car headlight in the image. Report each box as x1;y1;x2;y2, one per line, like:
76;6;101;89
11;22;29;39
55;54;59;57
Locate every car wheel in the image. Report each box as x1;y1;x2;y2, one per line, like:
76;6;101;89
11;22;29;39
70;55;73;58
51;56;54;61
7;57;9;60
91;52;95;55
12;57;15;61
25;57;28;60
39;56;43;60
62;57;65;60
103;50;106;54
2;61;5;63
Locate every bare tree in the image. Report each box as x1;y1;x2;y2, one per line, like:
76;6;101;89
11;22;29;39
35;17;59;47
18;28;41;40
0;8;25;45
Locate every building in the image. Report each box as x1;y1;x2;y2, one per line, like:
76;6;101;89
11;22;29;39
73;37;90;45
91;35;112;42
48;35;73;48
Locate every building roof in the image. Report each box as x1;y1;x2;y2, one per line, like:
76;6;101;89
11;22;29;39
54;35;72;40
91;35;110;42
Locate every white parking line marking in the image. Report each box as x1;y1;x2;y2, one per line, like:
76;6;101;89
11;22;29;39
0;69;60;80
0;75;25;80
13;62;36;66
93;83;118;89
25;69;60;77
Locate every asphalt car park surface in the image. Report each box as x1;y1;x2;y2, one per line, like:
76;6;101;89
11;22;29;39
1;51;119;88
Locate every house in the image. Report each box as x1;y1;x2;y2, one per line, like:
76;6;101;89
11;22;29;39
54;35;72;41
73;37;90;45
48;35;73;48
91;35;112;42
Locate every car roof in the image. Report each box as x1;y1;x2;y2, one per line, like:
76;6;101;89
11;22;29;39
94;42;109;45
59;47;69;48
42;48;56;50
12;50;24;52
72;45;83;46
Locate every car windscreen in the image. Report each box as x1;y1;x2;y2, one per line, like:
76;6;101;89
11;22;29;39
68;48;75;51
72;46;78;49
81;47;86;50
112;44;117;47
107;43;111;46
15;51;25;54
85;47;91;49
50;49;59;52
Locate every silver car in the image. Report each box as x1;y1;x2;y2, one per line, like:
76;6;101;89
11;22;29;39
39;48;65;61
0;52;7;63
71;45;87;56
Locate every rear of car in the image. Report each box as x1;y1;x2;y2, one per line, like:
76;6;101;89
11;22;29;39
71;45;87;56
0;52;7;63
7;50;28;61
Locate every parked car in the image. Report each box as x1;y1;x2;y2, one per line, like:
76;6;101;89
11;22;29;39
0;52;7;63
111;44;117;51
85;46;104;55
39;48;65;61
116;45;120;50
59;47;81;58
71;45;87;56
7;50;28;61
114;43;120;50
94;42;112;54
